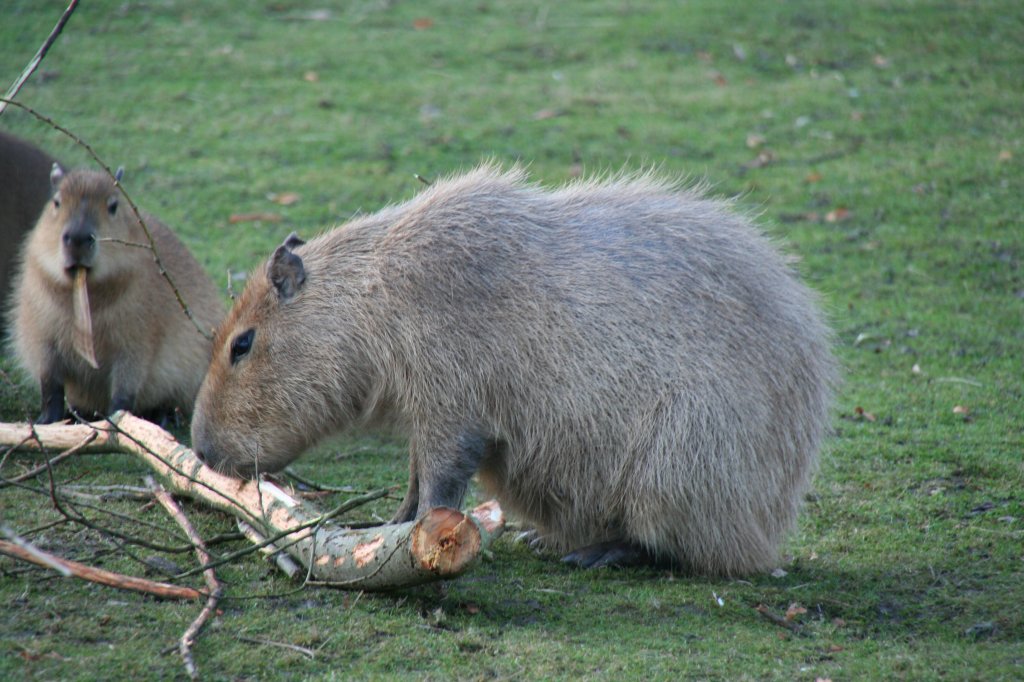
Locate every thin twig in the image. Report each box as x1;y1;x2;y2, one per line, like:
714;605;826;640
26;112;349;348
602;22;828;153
0;524;72;576
755;604;804;634
0;539;202;599
0;98;213;341
0;431;95;488
147;477;222;681
237;636;316;659
0;0;80;116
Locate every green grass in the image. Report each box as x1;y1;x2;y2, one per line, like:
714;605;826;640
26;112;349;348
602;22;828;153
2;0;1022;679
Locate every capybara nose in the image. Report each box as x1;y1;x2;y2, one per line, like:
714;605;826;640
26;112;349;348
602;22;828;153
63;231;95;249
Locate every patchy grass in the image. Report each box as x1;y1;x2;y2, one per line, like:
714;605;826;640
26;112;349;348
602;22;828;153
1;0;1022;679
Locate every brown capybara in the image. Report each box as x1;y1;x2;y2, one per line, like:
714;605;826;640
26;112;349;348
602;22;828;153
191;164;836;576
9;165;225;424
0;131;60;318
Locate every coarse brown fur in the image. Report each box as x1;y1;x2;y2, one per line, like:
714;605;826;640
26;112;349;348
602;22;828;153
0;131;60;318
192;164;836;576
9;167;225;423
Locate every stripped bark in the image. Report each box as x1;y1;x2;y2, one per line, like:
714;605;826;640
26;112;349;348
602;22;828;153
0;412;505;589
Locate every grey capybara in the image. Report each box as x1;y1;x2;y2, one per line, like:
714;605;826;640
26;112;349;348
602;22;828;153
0;131;60;316
191;164;836;576
9;165;225;423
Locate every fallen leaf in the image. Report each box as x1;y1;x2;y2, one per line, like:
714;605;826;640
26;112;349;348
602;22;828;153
710;71;727;86
872;54;890;68
746;133;766;149
854;406;877;422
303;71;319;82
268;192;300;206
827;644;844;653
805;171;823;183
850;110;864;122
745;150;775;168
912;363;922;374
229;212;283;224
785;603;807;621
952;405;970;415
998;150;1012;162
832;617;846;628
413;17;434;30
825;207;850;222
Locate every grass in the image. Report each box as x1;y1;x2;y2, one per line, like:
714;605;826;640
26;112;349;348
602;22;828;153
1;0;1022;679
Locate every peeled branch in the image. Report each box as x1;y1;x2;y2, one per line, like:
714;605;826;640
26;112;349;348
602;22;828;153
0;413;505;590
71;267;99;369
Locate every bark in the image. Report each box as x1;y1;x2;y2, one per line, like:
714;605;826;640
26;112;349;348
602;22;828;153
0;413;505;590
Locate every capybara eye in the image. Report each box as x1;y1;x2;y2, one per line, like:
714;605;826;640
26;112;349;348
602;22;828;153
53;198;61;209
230;328;255;365
107;197;118;215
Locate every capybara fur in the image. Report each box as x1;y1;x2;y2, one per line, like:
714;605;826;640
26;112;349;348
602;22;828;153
191;164;836;576
0;131;60;316
9;166;225;423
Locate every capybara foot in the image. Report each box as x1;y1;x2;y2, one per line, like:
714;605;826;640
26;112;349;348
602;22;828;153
561;540;662;569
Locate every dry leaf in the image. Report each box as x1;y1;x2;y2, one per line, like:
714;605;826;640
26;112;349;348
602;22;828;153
998;150;1012;162
805;171;823;183
710;71;727;86
532;108;559;121
269;192;300;206
952;405;969;415
745;150;775;168
229;212;282;224
746;133;766;149
872;54;890;68
854;406;876;422
782;602;806;618
413;17;434;30
825;207;850;223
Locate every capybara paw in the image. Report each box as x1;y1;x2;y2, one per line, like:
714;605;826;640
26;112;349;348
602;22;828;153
561;540;658;569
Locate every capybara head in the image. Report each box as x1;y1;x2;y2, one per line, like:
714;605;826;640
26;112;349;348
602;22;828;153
46;165;131;274
190;233;373;477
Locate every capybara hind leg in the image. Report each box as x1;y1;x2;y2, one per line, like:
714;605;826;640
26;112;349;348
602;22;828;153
37;371;65;424
561;540;664;569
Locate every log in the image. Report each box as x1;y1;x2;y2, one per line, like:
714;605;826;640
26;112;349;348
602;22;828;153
0;413;505;590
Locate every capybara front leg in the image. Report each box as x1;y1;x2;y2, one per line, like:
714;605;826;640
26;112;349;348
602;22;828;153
413;429;489;518
37;370;66;424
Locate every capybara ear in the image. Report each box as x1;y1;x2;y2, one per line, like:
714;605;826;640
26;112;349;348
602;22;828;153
114;166;124;182
282;231;306;250
50;163;65;190
268;244;306;301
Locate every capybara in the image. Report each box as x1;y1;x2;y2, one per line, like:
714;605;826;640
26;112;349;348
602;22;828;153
0;131;60;317
191;164;836;576
9;165;225;424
